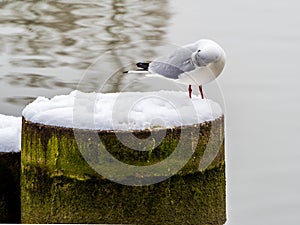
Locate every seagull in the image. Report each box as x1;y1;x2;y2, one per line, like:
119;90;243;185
125;39;226;99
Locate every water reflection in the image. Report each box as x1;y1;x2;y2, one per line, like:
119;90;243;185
0;0;171;115
3;73;77;89
5;96;36;106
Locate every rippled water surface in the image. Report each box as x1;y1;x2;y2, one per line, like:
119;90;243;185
0;0;171;115
1;0;300;224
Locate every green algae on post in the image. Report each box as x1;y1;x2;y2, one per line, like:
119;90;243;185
21;116;226;224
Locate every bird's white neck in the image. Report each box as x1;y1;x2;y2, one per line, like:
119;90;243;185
208;56;225;78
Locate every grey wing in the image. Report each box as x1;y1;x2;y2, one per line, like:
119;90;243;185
149;45;197;79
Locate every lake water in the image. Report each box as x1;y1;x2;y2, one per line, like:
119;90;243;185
1;0;300;224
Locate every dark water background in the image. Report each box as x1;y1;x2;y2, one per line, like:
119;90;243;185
1;0;300;224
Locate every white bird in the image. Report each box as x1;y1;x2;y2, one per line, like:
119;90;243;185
126;39;226;99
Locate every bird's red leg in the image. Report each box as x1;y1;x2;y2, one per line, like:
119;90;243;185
199;85;204;99
188;85;192;99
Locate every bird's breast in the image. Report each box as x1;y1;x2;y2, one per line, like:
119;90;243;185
177;67;218;85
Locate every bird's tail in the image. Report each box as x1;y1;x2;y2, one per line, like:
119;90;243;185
123;62;150;73
136;62;150;70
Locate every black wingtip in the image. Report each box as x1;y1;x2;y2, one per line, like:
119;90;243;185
136;62;149;70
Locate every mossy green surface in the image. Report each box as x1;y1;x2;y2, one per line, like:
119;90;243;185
21;117;226;224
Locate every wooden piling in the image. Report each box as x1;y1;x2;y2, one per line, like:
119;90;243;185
21;116;226;224
0;152;20;223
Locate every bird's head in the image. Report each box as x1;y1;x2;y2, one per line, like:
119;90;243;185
191;39;225;67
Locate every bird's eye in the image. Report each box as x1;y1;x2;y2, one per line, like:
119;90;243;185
197;49;201;53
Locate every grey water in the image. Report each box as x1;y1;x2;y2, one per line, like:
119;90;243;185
1;0;300;224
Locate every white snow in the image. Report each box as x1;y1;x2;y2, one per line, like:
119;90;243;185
0;114;22;152
22;90;222;130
